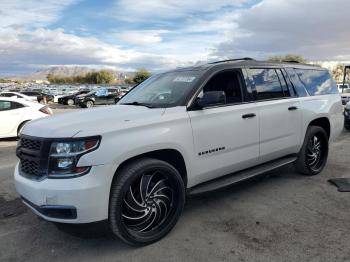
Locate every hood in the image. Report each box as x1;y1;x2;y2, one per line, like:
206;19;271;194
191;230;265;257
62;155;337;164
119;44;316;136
22;105;165;138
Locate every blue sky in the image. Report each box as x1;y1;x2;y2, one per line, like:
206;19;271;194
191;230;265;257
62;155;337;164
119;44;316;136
0;0;349;76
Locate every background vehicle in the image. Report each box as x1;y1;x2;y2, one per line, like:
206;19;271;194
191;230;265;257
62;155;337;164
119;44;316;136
37;93;54;104
58;90;90;105
337;83;349;92
0;91;37;103
15;59;342;246
75;88;119;108
340;89;350;105
20;91;44;102
0;97;52;138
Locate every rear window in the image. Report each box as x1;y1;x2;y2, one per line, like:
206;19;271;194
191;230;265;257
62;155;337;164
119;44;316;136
294;69;338;96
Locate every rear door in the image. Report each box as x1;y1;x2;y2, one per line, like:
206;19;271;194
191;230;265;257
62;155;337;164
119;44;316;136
0;100;24;136
188;69;260;185
246;68;302;163
107;89;118;104
94;89;109;104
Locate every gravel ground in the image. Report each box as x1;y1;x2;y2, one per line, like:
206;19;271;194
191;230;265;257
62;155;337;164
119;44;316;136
0;107;349;262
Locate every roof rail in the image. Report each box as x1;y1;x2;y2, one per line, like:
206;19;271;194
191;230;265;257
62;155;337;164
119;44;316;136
208;57;254;64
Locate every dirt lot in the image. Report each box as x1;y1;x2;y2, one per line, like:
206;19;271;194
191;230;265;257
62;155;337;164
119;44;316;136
0;107;350;262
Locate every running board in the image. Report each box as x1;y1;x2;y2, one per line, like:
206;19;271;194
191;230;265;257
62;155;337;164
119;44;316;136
188;155;297;196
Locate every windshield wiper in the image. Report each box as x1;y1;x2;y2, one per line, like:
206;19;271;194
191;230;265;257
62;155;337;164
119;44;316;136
120;101;156;108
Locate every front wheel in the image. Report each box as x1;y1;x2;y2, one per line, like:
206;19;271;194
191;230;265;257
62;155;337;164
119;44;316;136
109;158;185;246
85;101;94;108
294;126;329;176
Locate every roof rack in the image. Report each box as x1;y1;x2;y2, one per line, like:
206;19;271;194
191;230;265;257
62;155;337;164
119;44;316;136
209;57;254;64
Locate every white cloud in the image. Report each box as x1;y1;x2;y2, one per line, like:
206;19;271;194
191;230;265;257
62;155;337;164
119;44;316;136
0;0;79;28
214;0;350;60
3;0;350;76
0;28;198;75
113;0;249;20
117;30;168;45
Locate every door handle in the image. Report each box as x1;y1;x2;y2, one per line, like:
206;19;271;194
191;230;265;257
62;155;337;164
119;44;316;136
288;106;298;111
242;113;256;119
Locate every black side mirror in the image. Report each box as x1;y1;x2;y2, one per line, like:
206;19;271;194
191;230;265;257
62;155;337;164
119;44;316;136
196;91;226;108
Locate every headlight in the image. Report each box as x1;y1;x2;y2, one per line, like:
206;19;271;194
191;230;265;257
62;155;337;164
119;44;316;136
48;136;101;178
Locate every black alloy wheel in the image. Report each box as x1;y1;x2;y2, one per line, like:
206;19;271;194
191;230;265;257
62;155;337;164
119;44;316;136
295;126;329;176
109;158;185;246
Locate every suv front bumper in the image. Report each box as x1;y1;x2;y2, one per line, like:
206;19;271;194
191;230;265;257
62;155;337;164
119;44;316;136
14;162;116;223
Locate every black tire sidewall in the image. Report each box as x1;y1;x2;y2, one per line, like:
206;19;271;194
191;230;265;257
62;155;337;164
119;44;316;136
109;158;185;246
296;126;329;176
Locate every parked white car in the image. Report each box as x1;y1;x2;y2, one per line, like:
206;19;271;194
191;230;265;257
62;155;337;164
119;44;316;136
0;97;52;138
0;91;38;103
15;59;343;246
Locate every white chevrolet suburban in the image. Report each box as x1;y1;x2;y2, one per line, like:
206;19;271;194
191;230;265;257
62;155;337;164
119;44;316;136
14;58;343;245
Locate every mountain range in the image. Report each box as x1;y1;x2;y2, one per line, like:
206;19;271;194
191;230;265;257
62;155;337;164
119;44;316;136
9;66;133;81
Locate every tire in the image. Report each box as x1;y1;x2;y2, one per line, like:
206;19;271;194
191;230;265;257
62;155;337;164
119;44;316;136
85;101;94;108
67;99;74;106
109;158;185;246
294;126;329;176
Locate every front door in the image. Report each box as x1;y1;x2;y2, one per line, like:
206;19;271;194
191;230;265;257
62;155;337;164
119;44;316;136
188;69;260;185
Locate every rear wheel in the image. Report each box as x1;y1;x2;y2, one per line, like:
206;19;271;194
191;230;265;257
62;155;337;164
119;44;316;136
109;158;185;246
295;126;329;176
67;99;74;106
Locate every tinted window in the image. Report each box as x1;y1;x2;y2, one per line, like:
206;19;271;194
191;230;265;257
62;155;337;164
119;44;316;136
0;101;11;111
0;93;19;98
285;68;308;97
276;69;291;97
22;91;40;96
200;71;243;105
0;101;23;111
294;69;338;96
249;69;284;100
11;101;25;109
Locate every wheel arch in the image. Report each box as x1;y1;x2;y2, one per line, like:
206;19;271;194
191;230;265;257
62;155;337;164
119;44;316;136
17;120;31;136
308;117;331;139
112;148;188;187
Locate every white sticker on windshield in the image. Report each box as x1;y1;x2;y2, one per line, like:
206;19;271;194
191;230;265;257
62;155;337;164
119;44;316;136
173;76;196;83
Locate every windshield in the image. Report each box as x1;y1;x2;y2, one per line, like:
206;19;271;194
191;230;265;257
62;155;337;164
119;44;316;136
119;70;203;108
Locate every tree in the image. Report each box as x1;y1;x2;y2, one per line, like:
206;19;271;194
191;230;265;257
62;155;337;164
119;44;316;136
268;54;307;64
124;77;134;85
47;70;114;84
133;69;151;84
96;70;114;84
331;64;350;83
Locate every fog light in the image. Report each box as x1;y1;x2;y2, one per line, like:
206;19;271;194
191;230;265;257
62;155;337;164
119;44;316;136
57;158;74;169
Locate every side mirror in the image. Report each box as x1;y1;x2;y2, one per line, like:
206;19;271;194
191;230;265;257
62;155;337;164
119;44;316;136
196;91;226;108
